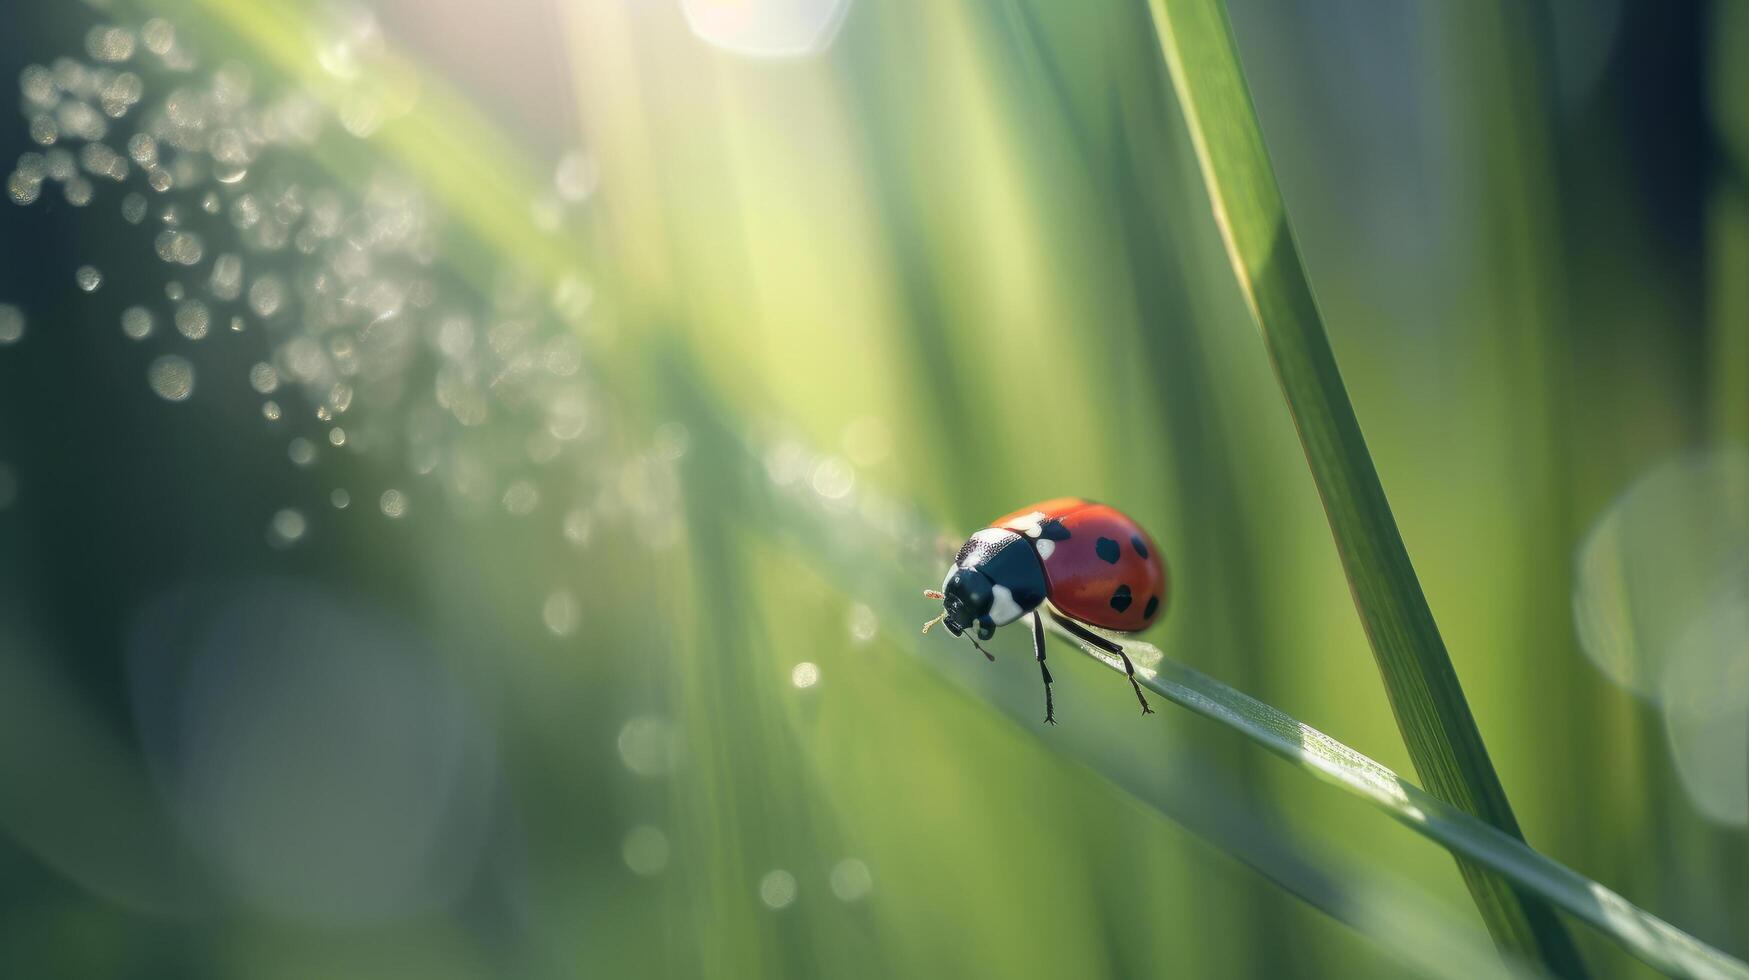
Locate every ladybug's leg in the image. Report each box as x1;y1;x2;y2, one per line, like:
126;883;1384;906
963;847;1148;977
1029;611;1056;725
1046;610;1154;716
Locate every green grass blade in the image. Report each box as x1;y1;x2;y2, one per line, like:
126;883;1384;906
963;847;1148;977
1142;0;1586;970
1041;623;1748;980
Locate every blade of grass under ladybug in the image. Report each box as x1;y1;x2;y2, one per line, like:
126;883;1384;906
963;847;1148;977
1140;0;1586;971
1037;622;1748;980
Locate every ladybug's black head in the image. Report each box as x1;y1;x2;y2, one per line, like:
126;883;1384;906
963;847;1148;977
939;567;994;639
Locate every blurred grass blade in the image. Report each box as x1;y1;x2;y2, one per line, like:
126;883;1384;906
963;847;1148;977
1143;0;1584;970
1046;623;1749;980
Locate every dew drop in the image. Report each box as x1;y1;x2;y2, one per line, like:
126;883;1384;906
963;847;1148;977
622;826;670;876
28;114;57;146
125;133;157;167
20;66;56;109
267;507;307;547
79;142;127;181
74;265;102;291
791;662;821;689
261;400;281;421
617;717;679;777
503;480;539;515
120;305;153;340
248;274;285;317
330;488;350;509
829;859;873;902
379;488;407;518
208;253;243;300
120;192;146;223
146;355;195;401
63;177;94;207
0;304;24;345
562;508;593;546
44;149;74;181
848;603;878;643
759;870;797;910
141;19;175;56
810;456;855;500
85;25;137;63
155;228;204;265
173;299;210;339
542;590;579;637
287;437;316;467
248;362;279;394
7;171;41;206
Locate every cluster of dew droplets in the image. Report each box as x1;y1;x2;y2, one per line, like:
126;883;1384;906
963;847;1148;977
2;10;732;886
2;11;683;587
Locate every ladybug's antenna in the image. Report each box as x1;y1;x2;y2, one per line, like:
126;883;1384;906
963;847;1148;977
922;590;944;600
920;611;947;635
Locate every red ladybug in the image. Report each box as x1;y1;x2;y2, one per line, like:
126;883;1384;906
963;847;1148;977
923;498;1167;724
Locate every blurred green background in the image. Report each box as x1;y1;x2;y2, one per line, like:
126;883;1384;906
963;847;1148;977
0;0;1744;977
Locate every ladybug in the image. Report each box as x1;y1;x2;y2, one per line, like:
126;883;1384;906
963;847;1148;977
922;498;1167;724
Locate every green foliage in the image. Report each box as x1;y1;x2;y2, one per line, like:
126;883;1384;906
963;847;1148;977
1143;0;1583;970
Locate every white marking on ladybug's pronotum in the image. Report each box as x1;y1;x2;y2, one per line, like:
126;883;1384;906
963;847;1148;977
971;527;1012;547
1035;538;1056;560
988;583;1022;626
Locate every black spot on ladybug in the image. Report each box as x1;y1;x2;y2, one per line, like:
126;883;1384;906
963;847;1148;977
1143;595;1159;619
1039;519;1070;541
1131;536;1149;560
1096;537;1120;563
1109;584;1133;613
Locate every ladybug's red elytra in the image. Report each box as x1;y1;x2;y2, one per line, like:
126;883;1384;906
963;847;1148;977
923;498;1168;724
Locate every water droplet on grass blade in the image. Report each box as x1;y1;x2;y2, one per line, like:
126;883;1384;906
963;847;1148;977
848;603;877;643
267;508;307;547
759;870;797;910
120;305;153;339
85;25;137;63
1574;447;1749;824
146;355;194;401
155;229;203;265
174;299;210;339
0;304;24;344
616;716;678;777
8;170;42;205
622;826;669;876
248;362;279;394
829;858;872;902
288;437;316;467
542;591;578;637
74;265;102;291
